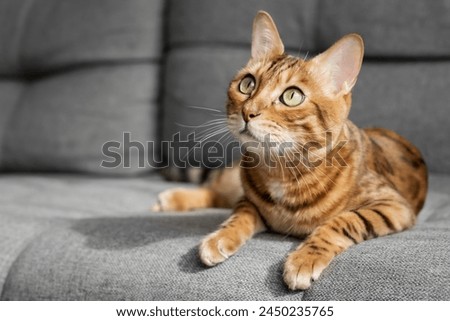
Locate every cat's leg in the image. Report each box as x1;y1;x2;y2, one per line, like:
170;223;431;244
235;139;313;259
153;166;243;212
152;187;218;212
283;199;415;290
199;199;266;266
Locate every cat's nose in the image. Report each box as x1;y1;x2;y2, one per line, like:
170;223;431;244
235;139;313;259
242;110;261;123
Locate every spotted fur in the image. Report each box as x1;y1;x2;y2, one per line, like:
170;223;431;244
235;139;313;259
154;11;428;290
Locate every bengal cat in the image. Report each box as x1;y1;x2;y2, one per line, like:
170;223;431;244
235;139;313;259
153;11;428;290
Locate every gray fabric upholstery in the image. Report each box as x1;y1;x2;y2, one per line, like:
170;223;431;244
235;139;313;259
0;0;163;75
318;0;450;56
0;81;23;166
0;174;449;300
0;214;56;299
167;0;450;56
2;213;302;300
0;173;177;296
167;0;318;53
0;0;164;174
3;64;159;173
350;62;450;173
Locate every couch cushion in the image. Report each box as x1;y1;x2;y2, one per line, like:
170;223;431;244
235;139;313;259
0;172;177;295
318;0;450;57
0;81;24;165
0;0;164;174
421;174;450;223
0;173;449;300
2;64;158;174
167;0;318;53
0;0;163;76
0;173;172;220
2;215;304;300
350;61;450;173
167;0;450;57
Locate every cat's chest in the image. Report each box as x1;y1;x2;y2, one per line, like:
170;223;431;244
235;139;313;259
266;180;287;202
261;179;316;234
265;178;303;205
257;200;316;236
243;169;323;235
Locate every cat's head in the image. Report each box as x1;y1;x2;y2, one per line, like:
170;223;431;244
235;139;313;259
227;11;364;153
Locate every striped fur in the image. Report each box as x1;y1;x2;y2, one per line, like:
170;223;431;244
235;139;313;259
154;12;428;290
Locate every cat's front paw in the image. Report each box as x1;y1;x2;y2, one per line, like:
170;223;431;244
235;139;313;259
152;188;193;212
152;189;176;211
199;232;241;267
152;188;215;212
283;247;332;290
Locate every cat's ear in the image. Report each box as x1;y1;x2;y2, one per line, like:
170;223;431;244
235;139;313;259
313;34;364;95
251;11;284;60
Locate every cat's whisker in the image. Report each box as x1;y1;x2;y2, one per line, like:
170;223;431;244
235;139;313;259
297;41;304;57
271;143;286;180
277;143;329;190
299;163;329;193
303;51;310;61
186;105;225;114
285;144;341;187
281;224;298;240
277;154;286;179
176;121;226;129
180;132;231;164
215;130;234;146
281;148;315;201
195;125;228;138
298;144;346;178
175;118;228;133
194;122;228;139
179;123;231;163
197;128;230;143
196;119;228;128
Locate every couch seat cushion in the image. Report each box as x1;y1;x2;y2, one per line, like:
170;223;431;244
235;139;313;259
0;173;449;300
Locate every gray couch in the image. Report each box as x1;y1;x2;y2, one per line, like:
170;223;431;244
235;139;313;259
1;0;449;300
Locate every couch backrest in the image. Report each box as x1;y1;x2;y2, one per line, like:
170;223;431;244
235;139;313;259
0;0;164;174
161;0;450;174
1;0;449;175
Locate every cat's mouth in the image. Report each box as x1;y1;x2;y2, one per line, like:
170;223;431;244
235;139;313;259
239;126;259;141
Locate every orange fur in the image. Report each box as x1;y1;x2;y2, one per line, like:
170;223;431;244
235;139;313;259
155;11;428;290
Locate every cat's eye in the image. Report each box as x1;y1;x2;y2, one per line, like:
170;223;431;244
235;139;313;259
280;87;305;107
239;75;256;95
